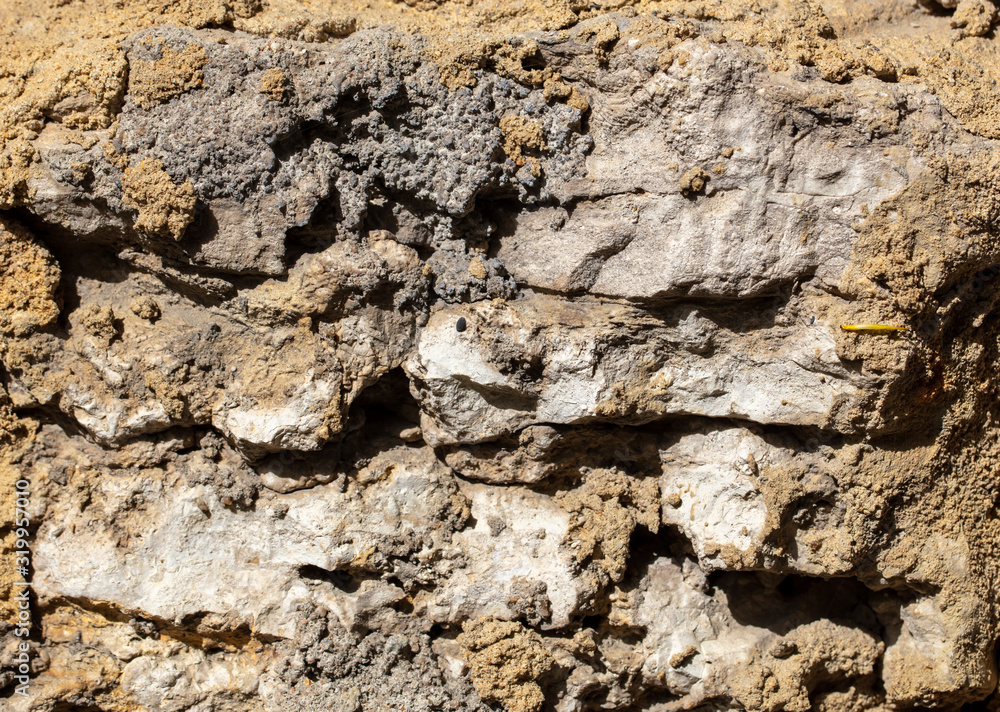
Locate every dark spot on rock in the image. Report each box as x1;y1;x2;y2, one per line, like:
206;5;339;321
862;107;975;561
456;317;467;332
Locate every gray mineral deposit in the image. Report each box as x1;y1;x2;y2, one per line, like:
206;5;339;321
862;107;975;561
3;0;1000;711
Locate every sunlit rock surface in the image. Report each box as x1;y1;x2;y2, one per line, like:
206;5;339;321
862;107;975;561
4;0;1000;710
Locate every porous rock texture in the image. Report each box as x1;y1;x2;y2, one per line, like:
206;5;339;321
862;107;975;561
3;0;1000;710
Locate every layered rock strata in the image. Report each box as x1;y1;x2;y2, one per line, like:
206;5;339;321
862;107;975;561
3;1;1000;710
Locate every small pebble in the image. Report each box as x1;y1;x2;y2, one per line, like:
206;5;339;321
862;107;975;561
769;639;798;659
456;317;467;332
399;426;422;442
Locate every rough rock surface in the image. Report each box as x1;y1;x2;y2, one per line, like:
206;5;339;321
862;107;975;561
3;0;1000;710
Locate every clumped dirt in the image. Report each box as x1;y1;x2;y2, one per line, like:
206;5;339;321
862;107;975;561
0;218;61;336
459;618;556;712
122;158;198;240
127;40;209;110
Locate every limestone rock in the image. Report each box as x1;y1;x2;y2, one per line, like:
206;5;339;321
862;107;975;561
4;1;1000;711
407;296;864;446
32;437;468;638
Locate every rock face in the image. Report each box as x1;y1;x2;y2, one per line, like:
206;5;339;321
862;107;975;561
3;0;1000;710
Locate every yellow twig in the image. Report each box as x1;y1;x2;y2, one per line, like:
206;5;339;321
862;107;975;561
840;324;909;333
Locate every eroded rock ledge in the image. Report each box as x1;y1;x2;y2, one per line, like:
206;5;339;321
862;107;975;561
3;1;1000;710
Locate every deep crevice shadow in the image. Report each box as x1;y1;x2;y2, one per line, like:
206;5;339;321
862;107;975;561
710;570;882;638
